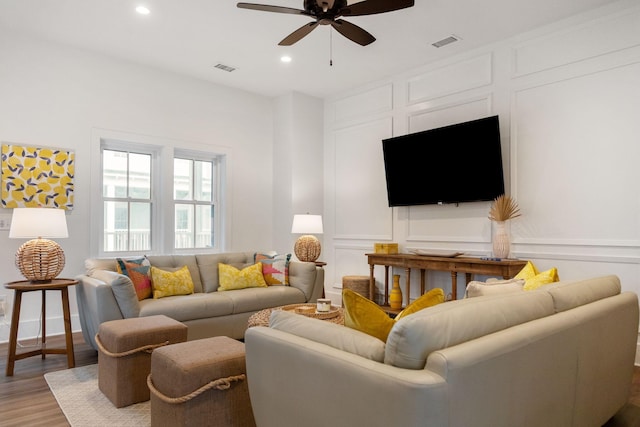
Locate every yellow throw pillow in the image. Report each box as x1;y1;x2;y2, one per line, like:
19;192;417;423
514;261;560;291
150;265;195;299
218;262;268;291
342;288;445;342
396;288;445;320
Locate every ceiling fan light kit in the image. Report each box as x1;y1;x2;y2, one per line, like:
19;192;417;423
237;0;415;46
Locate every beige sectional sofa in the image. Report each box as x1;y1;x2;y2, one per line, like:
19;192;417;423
245;275;638;427
76;252;324;350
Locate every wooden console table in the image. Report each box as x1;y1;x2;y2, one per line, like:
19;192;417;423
366;253;527;308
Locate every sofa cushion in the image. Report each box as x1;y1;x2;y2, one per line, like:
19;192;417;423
540;275;621;313
218;263;268;291
224;286;306;313
255;253;291;286
269;310;386;362
90;269;141;318
150;266;195;299
146;255;203;293
384;291;555;369
195;253;254;293
139;293;234;321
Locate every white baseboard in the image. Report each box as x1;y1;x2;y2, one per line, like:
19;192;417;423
0;314;81;344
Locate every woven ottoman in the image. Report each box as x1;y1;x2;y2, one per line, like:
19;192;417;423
148;336;256;427
342;275;370;299
96;315;188;408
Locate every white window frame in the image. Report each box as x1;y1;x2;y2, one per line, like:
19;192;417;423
90;128;231;257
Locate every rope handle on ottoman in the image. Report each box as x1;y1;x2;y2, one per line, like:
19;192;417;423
147;373;247;404
95;334;169;357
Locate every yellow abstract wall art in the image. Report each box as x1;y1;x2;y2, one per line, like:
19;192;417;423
1;144;75;210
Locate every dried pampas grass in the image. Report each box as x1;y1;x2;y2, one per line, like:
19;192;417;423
488;194;521;222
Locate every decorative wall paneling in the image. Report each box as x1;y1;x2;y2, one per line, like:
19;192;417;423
325;3;640;304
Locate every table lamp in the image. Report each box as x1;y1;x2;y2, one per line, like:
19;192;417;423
291;214;323;262
9;207;69;282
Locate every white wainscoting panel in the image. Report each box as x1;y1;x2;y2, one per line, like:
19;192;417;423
407;54;493;104
408;96;493;134
332;84;393;123
512;61;640;246
406;203;491;243
334;117;393;240
513;8;640;77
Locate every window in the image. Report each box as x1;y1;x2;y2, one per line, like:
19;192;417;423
96;132;225;255
174;157;215;249
102;149;152;252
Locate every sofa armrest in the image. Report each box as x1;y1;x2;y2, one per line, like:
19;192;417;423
288;262;324;302
245;327;448;427
75;274;127;350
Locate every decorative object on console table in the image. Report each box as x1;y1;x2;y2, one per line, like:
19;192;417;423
9;207;69;282
389;274;403;309
488;194;521;259
291;214;323;262
374;242;398;254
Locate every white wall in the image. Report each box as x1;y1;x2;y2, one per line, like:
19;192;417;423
323;0;640;314
0;31;278;341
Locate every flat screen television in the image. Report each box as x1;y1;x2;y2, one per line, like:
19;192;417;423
382;115;505;207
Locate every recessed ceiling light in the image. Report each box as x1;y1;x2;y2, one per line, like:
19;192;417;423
136;6;150;15
280;56;292;63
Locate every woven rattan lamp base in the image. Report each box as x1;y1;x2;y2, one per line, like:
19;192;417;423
15;238;65;282
294;235;321;262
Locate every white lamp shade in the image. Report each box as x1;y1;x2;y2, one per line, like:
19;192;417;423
9;208;69;239
291;214;323;234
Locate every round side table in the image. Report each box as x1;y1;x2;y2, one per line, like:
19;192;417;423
4;278;78;376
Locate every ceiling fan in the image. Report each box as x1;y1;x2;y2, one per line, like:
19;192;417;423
237;0;415;46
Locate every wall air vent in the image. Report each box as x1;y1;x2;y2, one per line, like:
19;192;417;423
432;35;460;48
214;63;236;72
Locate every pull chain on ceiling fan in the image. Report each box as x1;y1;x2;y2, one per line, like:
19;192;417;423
237;0;415;46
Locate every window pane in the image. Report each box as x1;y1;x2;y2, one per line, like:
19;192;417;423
103;150;127;198
175;204;193;249
129;153;151;199
130;202;151;251
104;201;128;251
174;158;192;201
194;160;212;202
195;205;213;248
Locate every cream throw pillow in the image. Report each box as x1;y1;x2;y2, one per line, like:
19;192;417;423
465;278;525;298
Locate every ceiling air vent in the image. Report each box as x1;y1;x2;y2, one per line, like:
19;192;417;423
432;35;460;48
214;63;236;72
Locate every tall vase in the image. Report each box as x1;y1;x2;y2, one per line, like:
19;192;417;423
492;220;511;259
389;274;403;309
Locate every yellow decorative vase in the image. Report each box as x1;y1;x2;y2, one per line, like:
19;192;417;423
389;274;403;310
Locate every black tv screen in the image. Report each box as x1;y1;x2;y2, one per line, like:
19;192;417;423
382;115;505;207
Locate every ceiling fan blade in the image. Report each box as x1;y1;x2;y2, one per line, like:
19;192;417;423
340;0;414;16
237;3;308;16
330;19;375;46
278;22;320;46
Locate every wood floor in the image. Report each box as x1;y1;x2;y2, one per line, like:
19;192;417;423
0;333;639;426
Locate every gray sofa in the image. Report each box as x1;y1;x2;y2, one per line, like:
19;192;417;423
245;275;638;427
76;252;324;350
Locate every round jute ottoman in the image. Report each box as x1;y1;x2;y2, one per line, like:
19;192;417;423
342;275;370;299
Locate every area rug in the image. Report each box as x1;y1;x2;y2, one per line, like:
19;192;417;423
44;364;150;427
